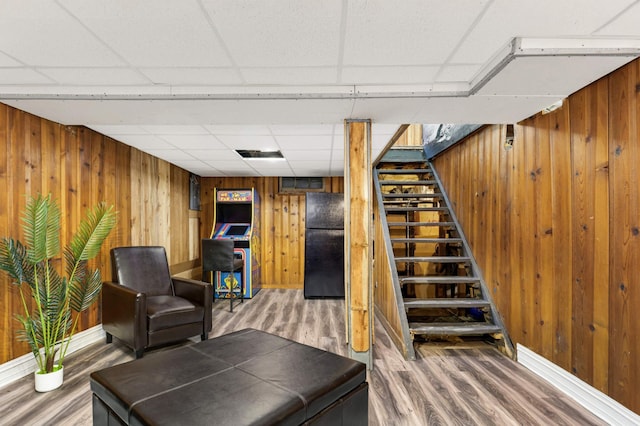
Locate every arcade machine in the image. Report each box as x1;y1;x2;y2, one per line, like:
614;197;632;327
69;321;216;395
208;188;261;299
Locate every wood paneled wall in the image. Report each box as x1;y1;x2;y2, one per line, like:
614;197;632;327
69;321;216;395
432;58;640;413
0;103;195;364
200;177;344;288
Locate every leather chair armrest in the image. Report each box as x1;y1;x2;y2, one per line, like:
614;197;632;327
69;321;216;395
102;281;147;351
172;278;211;305
173;278;212;333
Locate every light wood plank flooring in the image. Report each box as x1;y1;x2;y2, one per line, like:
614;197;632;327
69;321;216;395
0;289;605;425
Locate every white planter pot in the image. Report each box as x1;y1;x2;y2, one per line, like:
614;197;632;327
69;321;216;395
34;365;64;392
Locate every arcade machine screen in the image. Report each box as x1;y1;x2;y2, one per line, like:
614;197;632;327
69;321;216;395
217;204;251;223
225;224;249;238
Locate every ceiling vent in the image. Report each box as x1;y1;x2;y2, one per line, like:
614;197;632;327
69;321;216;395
236;149;284;159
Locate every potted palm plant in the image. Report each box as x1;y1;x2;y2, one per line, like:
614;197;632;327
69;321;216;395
0;193;116;392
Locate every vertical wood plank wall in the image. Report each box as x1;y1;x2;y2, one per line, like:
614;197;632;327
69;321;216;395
0;104;195;364
432;58;640;413
200;177;343;288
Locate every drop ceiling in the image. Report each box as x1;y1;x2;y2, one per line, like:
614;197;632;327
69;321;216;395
1;0;640;177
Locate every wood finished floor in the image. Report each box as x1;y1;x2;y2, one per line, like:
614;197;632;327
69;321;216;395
0;289;605;426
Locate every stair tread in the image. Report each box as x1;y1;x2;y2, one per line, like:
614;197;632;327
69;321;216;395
383;200;438;205
377;168;432;174
392;238;462;243
380;180;437;185
385;207;449;212
378;148;427;163
395;256;471;263
388;221;455;227
399;276;479;284
404;298;491;308
410;322;502;335
383;193;443;199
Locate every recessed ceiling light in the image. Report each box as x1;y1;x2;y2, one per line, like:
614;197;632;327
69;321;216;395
236;149;284;159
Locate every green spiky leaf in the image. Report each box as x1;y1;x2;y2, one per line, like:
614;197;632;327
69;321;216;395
69;268;102;312
0;193;117;373
68;203;117;263
0;238;27;285
23;194;60;263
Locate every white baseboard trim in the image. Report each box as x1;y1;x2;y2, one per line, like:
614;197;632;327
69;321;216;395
0;325;105;389
517;344;640;425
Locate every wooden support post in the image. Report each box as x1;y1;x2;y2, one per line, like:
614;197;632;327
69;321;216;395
344;119;373;369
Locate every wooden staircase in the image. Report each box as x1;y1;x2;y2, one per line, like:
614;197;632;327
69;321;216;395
374;147;514;358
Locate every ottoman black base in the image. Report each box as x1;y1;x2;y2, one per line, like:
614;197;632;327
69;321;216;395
90;328;368;425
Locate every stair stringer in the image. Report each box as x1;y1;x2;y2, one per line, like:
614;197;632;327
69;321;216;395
372;171;416;360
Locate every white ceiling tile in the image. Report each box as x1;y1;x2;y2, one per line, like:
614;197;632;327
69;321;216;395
205;161;254;172
241;67;338;85
275;135;334;149
228;170;262;177
139;68;243;85
206;160;255;176
0;68;52;84
145;149;197;161
247;160;290;169
190;168;221;177
115;134;174;150
185;149;239;161
344;0;490;66
341;66;440;85
60;0;232;67
284;150;331;161
595;1;640;35
141;125;208;134
169;159;212;173
215;134;278;150
202;0;343;67
159;134;224;149
256;168;295;177
204;125;272;135
0;1;124;67
89;125;149;135
0;51;22;66
288;159;331;168
292;166;330;176
38;68;150;85
269;124;334;135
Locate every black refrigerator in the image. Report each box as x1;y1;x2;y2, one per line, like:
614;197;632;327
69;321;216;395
304;192;345;298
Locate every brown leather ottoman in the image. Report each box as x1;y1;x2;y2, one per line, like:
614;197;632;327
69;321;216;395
90;328;368;425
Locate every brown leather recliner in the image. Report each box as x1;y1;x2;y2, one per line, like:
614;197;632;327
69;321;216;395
102;246;212;358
